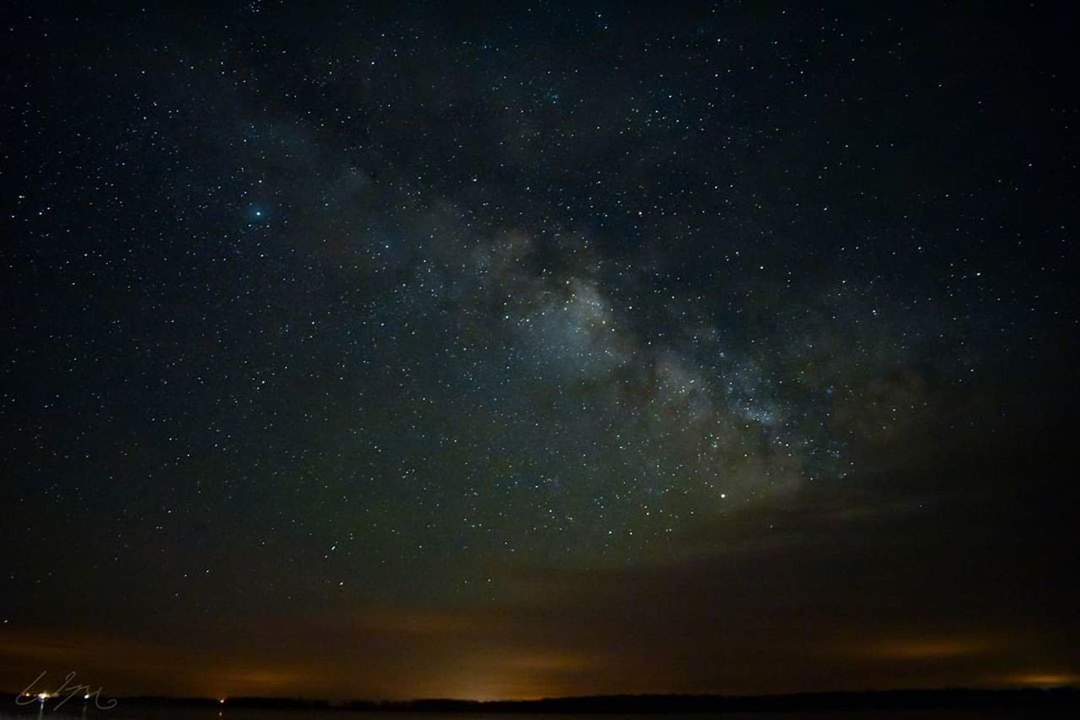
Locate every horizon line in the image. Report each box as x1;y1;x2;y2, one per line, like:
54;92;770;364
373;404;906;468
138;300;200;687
10;685;1080;710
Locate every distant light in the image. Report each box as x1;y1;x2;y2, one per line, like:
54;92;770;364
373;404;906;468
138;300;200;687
219;698;227;704
84;694;91;701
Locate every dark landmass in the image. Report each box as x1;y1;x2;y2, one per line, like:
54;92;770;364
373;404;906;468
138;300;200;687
363;688;1080;712
7;687;1080;713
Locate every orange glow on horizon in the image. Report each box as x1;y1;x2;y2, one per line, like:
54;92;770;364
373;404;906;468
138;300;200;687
1005;672;1079;687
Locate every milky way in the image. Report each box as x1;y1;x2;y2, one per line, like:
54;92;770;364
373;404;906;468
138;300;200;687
2;1;1079;700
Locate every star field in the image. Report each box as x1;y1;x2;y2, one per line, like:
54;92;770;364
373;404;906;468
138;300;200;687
2;0;1079;701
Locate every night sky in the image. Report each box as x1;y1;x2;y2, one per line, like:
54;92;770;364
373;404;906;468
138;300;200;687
2;0;1079;702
